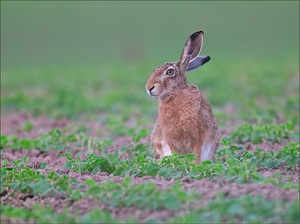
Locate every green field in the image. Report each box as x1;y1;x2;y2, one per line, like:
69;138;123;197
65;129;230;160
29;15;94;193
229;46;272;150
1;1;299;223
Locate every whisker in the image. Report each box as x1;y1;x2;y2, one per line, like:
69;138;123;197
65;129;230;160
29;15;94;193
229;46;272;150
135;91;157;115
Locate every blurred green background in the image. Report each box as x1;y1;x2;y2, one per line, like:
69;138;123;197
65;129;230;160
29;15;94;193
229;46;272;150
1;1;299;69
1;1;299;120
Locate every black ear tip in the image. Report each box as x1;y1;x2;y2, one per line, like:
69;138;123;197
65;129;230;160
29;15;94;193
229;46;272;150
190;31;203;40
205;56;211;63
190;33;198;41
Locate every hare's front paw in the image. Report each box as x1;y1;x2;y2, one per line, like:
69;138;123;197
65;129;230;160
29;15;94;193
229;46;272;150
153;140;172;159
161;140;172;157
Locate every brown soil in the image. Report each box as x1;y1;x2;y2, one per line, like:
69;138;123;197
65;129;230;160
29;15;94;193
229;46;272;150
1;112;299;223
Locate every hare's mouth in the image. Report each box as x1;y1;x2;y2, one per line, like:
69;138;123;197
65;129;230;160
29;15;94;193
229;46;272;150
150;94;160;98
146;90;159;98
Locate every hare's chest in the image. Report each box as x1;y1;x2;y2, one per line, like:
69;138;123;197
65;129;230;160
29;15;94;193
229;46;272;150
158;99;200;140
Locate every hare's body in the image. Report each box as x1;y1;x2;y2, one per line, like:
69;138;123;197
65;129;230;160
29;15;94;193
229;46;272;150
152;85;220;162
146;31;220;163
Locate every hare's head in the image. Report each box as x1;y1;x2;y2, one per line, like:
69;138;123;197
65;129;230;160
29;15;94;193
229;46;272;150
145;31;210;99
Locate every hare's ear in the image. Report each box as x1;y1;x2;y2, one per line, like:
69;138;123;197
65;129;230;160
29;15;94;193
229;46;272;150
186;56;210;72
179;31;204;70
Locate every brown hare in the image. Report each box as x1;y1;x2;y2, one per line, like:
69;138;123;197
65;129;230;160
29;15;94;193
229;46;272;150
145;31;220;163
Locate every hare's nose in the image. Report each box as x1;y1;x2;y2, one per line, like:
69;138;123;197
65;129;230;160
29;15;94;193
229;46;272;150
149;85;155;93
146;85;155;96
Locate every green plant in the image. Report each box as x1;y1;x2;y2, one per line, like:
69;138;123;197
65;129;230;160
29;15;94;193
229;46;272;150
0;135;9;149
1;204;135;224
1;157;69;196
1;130;114;156
74;132;113;156
261;171;299;189
249;142;299;169
230;122;297;144
82;177;197;211
275;142;299;169
0;129;67;151
62;152;115;174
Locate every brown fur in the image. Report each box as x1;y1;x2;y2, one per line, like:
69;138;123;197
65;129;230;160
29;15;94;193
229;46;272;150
145;31;220;163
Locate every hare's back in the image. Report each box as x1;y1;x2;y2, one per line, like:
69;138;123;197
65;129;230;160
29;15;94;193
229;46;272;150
186;85;218;130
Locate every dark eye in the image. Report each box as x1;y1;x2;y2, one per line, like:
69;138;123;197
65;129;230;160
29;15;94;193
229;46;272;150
166;69;175;76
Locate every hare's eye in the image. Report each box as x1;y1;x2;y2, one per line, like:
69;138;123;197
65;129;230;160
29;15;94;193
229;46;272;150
166;69;175;76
